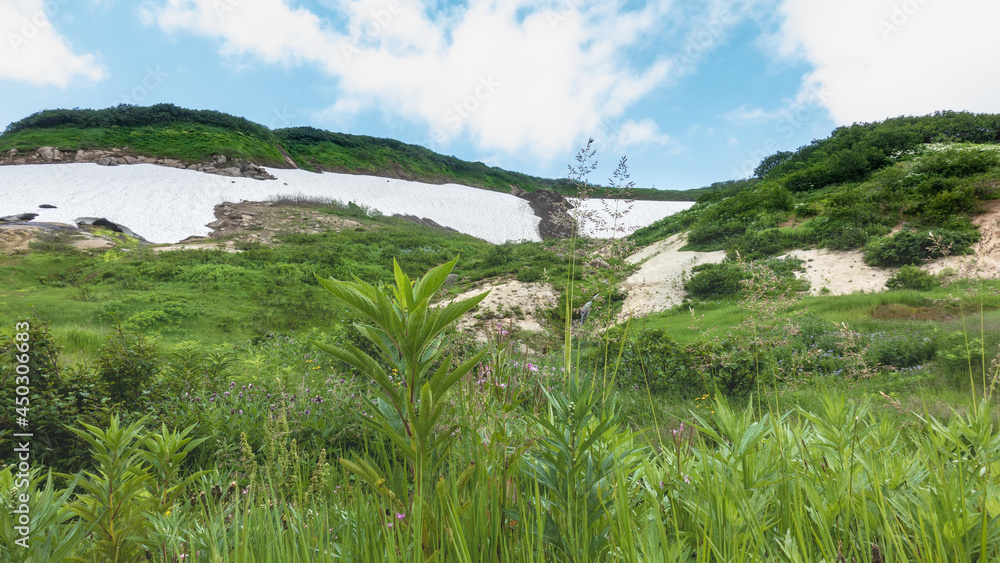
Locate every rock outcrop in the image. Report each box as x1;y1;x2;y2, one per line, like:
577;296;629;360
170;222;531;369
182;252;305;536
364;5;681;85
0;147;276;180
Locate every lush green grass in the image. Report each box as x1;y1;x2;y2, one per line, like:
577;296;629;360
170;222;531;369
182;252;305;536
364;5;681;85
632;113;1000;260
0;122;288;166
4;241;1000;560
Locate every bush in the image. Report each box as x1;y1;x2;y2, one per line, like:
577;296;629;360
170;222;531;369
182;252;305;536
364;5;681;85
0;317;107;471
516;265;543;283
886;265;938;291
915;148;999;177
685;262;747;299
864;228;978;267
598;329;701;395
95;324;161;409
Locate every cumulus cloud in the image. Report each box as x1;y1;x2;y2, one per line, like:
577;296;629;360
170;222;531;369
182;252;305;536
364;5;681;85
778;0;1000;125
141;0;737;160
0;0;106;86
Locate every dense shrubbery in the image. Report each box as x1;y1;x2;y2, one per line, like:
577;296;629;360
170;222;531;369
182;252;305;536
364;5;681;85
864;227;978;267
630;112;1000;263
684;257;806;299
4;104;274;138
886;265;939;290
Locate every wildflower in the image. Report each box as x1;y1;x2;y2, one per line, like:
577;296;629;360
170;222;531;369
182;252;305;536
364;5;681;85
238;409;243;415
230;381;236;389
396;512;405;520
387;522;394;528
527;363;538;372
305;409;311;415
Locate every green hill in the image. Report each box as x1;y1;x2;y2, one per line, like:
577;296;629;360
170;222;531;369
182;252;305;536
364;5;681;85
0;104;706;201
631;111;1000;267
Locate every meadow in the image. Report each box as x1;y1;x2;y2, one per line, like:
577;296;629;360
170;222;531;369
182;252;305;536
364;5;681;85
3;110;1000;561
2;207;1000;561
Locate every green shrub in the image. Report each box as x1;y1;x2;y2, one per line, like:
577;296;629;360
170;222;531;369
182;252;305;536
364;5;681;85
95;324;161;409
886;265;938;290
685;262;747;299
915;148;999;177
516;265;543;283
598;328;700;395
864;228;977;267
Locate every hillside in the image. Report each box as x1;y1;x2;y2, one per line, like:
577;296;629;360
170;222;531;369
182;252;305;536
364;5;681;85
631;111;1000;266
0;104;711;201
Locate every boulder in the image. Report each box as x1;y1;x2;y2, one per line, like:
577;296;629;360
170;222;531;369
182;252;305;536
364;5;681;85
37;147;61;160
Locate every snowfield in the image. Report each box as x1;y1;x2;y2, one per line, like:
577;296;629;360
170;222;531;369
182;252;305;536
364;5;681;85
570;198;695;238
0;164;693;244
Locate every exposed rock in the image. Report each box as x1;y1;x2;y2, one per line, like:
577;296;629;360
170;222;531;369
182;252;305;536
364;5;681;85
75;217;145;240
1;213;39;222
510;184;526;197
0;147;277;180
515;189;576;240
589;258;611;269
38;204;57;209
393;214;459;234
445;274;459;285
37;147;60;160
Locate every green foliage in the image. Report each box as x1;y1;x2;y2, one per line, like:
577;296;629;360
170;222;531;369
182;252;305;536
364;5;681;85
886;265;939;290
521;378;643;562
0;317;108;470
0;467;85;562
915;147;999;177
684;257;806;300
864;228;978;267
95;323;161;409
597;328;701;395
685;262;748;298
312;257;487;544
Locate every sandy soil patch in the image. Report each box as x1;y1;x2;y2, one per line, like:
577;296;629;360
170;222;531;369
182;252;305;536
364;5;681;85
449;279;559;339
779;249;892;295
618;233;727;319
0;225;115;253
0;227;37;253
923;199;1000;280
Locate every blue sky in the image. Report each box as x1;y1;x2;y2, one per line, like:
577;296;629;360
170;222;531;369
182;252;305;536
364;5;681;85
2;0;999;191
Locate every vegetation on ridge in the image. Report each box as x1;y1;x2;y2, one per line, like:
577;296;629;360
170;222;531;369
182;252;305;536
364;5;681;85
0;104;707;200
631;111;1000;266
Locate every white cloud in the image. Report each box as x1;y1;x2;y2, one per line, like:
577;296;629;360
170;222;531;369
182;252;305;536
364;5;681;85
143;0;708;160
0;0;106;86
616;119;680;151
778;0;1000;125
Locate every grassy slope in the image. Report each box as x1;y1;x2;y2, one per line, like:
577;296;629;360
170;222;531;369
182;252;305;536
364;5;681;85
631;111;1000;253
0;202;620;362
0;104;710;201
0;123;289;166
